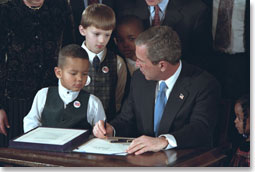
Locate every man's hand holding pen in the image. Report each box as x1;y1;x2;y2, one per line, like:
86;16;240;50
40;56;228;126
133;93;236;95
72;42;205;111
93;119;114;138
93;120;168;155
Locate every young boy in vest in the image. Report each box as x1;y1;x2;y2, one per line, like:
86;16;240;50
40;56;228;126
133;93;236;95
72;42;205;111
23;44;106;133
79;4;127;121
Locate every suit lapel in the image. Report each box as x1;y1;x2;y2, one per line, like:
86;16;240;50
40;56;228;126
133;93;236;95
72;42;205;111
135;0;150;19
135;0;183;28
162;0;183;27
103;0;114;8
158;63;191;135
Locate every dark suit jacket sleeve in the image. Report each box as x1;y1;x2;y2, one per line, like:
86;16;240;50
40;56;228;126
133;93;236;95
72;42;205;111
171;76;221;149
110;72;139;137
111;64;221;149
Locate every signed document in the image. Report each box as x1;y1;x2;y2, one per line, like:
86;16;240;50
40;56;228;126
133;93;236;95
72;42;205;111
9;127;90;152
14;127;87;145
73;137;133;156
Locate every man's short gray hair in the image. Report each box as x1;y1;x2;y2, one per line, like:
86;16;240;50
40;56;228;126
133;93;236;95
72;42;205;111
135;26;181;65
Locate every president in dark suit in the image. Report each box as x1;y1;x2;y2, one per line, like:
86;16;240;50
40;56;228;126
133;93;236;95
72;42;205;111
93;26;221;155
119;0;213;69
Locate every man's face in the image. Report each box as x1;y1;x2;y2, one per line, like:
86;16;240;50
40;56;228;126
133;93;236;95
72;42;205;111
145;0;162;6
135;45;161;80
80;25;112;54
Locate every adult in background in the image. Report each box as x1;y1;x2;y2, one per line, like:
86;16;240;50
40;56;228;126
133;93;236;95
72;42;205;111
0;0;74;147
118;0;213;70
210;0;249;100
93;26;221;155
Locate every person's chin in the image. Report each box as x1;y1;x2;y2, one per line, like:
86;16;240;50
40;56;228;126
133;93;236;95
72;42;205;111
144;74;151;80
145;0;157;6
122;51;133;58
72;87;82;92
96;45;105;52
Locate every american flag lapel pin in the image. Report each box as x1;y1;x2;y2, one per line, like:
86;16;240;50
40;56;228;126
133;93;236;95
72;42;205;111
73;101;81;108
179;93;184;100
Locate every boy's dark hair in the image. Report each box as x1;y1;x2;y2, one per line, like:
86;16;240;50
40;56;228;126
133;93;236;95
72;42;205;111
116;15;144;32
80;3;115;30
58;44;89;68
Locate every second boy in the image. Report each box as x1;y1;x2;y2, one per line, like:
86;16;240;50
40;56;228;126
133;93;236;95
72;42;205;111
79;4;127;121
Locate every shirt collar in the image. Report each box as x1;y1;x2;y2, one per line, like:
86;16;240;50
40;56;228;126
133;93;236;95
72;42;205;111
81;41;106;64
149;0;169;13
84;0;103;8
58;80;79;104
158;60;182;91
126;58;137;67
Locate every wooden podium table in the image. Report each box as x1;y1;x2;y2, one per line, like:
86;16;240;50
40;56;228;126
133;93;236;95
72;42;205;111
0;144;228;167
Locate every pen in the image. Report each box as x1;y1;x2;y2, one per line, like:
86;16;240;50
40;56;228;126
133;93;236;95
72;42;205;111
110;139;133;143
104;117;107;136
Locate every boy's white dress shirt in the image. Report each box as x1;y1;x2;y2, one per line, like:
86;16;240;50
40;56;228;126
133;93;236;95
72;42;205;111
126;58;139;76
23;80;106;133
82;42;127;112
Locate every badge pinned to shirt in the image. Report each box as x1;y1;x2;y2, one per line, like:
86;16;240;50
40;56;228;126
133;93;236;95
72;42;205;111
85;75;91;86
73;101;81;108
102;66;109;73
179;93;184;100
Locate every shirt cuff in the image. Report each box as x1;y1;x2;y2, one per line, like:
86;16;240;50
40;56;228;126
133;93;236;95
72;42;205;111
112;126;116;137
159;134;177;150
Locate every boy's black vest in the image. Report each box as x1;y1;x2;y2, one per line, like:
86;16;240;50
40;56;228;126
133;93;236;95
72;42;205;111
83;50;117;121
41;87;91;130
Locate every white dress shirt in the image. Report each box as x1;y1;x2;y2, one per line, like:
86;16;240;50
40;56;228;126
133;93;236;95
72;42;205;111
157;60;182;150
81;42;127;112
23;80;106;133
148;0;169;25
83;0;103;8
212;0;246;54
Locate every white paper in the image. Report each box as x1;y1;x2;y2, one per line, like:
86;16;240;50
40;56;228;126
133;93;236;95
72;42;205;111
14;127;87;145
73;138;131;155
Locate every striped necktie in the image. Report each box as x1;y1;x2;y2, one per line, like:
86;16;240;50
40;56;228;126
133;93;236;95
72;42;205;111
93;55;100;71
152;5;160;26
214;0;234;52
